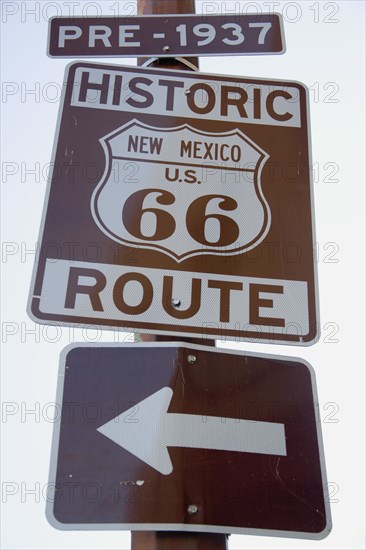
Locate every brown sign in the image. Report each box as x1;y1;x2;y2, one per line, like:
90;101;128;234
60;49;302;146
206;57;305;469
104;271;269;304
47;343;331;538
28;62;318;344
48;14;285;58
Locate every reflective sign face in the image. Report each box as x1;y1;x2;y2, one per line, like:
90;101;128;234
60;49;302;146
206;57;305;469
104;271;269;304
47;343;331;539
29;63;318;344
48;14;285;58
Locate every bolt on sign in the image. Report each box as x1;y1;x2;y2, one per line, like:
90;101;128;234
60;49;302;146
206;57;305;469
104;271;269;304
47;343;331;538
48;14;285;58
28;62;319;344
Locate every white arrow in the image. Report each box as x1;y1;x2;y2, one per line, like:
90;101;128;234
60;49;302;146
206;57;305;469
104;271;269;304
97;387;287;475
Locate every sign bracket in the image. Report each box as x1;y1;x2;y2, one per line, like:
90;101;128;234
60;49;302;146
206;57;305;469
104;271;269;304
140;56;200;71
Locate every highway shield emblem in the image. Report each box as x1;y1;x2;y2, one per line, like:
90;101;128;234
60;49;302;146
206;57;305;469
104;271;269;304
91;120;270;262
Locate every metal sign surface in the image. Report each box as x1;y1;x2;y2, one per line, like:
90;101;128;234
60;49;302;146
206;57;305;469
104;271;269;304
48;14;285;58
29;62;318;344
47;343;331;538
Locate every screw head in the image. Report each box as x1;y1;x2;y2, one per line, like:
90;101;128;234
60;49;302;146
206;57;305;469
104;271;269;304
187;354;197;364
187;504;198;515
171;298;181;308
163;45;170;52
184;89;191;95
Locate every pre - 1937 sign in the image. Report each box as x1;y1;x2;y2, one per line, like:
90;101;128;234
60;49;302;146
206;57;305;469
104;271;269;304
48;14;285;58
28;62;319;344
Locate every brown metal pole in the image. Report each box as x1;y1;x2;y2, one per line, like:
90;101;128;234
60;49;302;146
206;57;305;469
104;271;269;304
131;531;228;549
137;0;199;70
131;2;228;548
137;3;196;37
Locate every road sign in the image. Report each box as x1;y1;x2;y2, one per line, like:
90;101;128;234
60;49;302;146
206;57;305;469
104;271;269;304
48;14;285;58
29;62;318;344
47;343;331;538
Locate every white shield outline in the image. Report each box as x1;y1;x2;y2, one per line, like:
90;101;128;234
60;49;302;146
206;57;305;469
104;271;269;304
91;119;271;262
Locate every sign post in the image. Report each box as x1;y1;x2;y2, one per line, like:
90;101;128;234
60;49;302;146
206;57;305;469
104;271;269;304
133;4;224;548
133;3;225;549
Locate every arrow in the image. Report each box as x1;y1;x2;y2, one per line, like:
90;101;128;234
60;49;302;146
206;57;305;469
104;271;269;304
97;387;287;475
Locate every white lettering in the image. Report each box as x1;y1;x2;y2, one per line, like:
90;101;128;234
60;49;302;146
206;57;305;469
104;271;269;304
89;26;112;48
58;25;82;48
119;25;140;47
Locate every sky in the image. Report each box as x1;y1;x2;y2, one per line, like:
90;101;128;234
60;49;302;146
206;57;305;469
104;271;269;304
1;1;365;549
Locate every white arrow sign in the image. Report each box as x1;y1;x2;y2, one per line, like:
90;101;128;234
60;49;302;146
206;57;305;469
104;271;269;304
97;387;287;475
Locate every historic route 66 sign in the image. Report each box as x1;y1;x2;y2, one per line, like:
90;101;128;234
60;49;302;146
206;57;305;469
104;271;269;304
93;120;269;261
29;62;318;345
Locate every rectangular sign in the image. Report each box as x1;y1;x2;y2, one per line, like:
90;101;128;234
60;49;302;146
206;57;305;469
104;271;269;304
29;63;318;344
48;14;285;58
47;343;331;538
